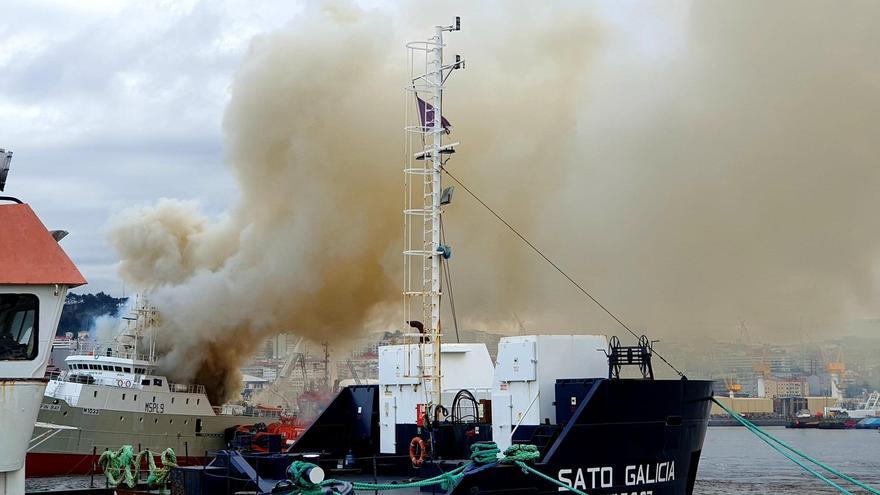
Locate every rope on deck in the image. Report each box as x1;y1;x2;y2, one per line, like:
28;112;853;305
97;445;177;488
281;441;589;495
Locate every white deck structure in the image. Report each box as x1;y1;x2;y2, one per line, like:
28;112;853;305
0;187;86;495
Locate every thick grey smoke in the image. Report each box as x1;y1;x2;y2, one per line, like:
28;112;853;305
109;1;880;398
107;2;598;401
533;1;880;342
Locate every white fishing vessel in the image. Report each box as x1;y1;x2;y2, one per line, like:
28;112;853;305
28;298;282;477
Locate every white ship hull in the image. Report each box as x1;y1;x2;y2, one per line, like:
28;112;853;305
28;394;252;477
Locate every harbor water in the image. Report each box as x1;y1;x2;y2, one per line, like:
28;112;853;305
696;427;880;494
26;428;880;494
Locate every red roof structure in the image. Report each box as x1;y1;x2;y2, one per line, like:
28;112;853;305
0;203;86;287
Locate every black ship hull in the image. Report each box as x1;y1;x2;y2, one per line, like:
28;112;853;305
450;378;712;495
285;378;713;495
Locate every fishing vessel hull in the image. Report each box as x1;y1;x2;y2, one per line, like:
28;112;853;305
27;396;250;477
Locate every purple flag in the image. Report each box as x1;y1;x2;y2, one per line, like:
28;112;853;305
416;96;452;134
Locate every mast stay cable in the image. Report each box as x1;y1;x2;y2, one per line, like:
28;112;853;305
440;217;461;343
441;165;686;379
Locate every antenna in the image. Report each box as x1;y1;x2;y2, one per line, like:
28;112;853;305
403;18;463;407
0;149;12;192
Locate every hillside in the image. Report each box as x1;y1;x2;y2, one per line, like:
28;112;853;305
57;292;128;336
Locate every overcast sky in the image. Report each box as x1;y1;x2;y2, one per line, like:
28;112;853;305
0;1;303;294
1;0;672;296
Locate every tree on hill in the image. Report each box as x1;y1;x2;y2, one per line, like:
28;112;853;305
57;292;128;336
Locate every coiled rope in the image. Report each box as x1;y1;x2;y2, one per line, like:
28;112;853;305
281;442;588;495
712;397;879;495
97;445;177;488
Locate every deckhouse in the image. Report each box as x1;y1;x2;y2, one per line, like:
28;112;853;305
0;197;85;494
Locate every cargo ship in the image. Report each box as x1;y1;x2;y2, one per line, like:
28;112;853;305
174;18;715;495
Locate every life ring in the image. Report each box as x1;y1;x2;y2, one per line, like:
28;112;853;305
408;436;428;466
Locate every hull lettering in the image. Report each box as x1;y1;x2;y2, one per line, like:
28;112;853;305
558;461;675;492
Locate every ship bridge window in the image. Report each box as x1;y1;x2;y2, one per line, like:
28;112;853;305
124;367;131;373
0;293;39;361
141;379;150;386
114;366;122;372
102;365;111;371
153;378;163;386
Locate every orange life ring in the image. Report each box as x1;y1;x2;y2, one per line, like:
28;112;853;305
408;436;428;466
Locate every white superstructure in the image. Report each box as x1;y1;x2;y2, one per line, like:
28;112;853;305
1;164;87;495
44;299;235;419
46;355;215;416
378;343;493;454
491;335;608;451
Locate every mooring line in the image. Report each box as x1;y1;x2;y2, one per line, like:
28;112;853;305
713;398;879;495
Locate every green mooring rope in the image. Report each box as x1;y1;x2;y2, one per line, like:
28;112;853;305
97;445;178;488
713;397;880;495
284;442;588;495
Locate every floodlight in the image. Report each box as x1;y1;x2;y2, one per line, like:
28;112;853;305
0;149;12;192
440;186;454;205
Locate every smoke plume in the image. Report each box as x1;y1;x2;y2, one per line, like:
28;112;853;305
108;2;599;401
109;1;880;398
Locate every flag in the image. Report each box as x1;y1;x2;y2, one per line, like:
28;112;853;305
416;96;452;134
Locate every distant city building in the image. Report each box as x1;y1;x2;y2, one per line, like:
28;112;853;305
762;378;809;398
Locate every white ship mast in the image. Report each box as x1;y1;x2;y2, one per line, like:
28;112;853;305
403;18;462;407
122;295;159;363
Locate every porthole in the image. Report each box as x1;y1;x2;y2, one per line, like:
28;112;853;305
53;399;59;405
93;391;98;398
154;418;159;424
169;419;173;424
120;416;125;422
184;419;189;425
62;411;68;417
139;417;143;423
122;394;126;400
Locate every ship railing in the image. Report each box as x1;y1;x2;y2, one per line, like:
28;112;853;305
67;344;153;363
212;405;285;418
168;382;207;395
44;368;63;380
